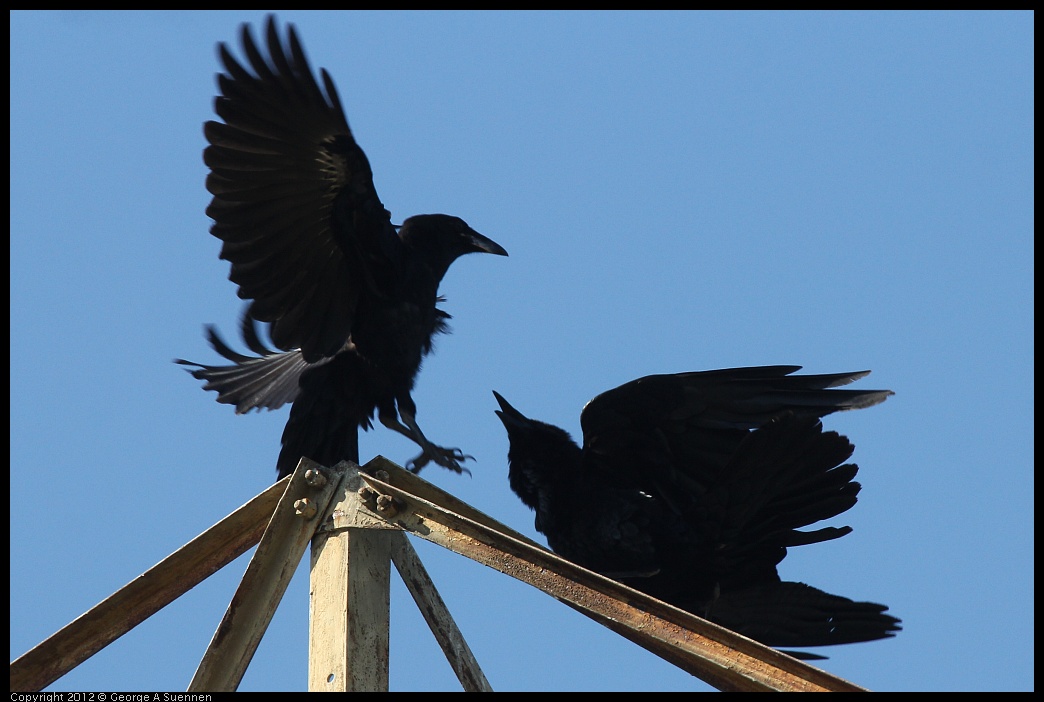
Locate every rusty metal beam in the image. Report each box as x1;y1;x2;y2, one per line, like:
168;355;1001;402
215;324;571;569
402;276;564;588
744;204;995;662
9;454;873;693
388;532;493;692
188;458;341;692
10;476;289;692
355;456;868;693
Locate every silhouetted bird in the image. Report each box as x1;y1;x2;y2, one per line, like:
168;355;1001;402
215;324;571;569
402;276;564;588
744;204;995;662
494;365;900;659
178;16;507;480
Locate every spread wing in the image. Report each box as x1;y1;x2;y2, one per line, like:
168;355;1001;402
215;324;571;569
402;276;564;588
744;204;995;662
579;365;891;487
577;366;891;578
203;15;402;362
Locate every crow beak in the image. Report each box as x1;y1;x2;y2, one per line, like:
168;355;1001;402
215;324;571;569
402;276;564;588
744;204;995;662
493;390;529;428
467;230;508;257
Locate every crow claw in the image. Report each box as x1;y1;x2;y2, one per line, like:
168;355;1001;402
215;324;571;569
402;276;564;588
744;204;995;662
406;445;474;476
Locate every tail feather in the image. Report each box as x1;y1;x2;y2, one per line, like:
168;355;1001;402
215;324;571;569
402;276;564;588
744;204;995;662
705;580;902;650
176;315;321;413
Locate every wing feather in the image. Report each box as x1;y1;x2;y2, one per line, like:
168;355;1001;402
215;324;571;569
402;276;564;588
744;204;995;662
204;15;401;361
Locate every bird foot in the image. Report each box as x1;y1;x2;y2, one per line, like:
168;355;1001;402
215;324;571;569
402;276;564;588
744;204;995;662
406;445;474;475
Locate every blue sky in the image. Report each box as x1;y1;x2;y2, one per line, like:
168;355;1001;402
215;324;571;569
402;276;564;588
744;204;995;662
10;10;1033;692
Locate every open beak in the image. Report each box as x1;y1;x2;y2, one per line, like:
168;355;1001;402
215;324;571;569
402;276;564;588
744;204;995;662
493;390;529;429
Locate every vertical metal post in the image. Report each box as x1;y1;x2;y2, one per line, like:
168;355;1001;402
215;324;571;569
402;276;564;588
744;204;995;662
308;461;397;691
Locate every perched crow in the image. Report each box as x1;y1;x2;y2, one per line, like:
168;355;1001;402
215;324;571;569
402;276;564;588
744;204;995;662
494;365;901;659
178;16;507;480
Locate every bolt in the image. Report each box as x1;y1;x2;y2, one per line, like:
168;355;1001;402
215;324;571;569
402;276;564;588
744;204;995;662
376;494;399;517
304;468;328;488
294;498;317;519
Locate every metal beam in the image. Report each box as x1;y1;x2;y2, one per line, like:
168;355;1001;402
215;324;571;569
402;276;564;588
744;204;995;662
389;532;493;692
355;456;868;693
10;477;289;692
188;458;341;692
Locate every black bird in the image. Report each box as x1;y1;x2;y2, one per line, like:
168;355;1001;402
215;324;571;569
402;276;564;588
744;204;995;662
493;365;901;659
178;16;507;480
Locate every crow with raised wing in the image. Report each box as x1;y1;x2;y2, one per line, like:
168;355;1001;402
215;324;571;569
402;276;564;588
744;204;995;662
494;365;900;658
178;16;507;480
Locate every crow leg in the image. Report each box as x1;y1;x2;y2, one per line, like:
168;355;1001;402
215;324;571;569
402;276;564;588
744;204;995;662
377;409;473;475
